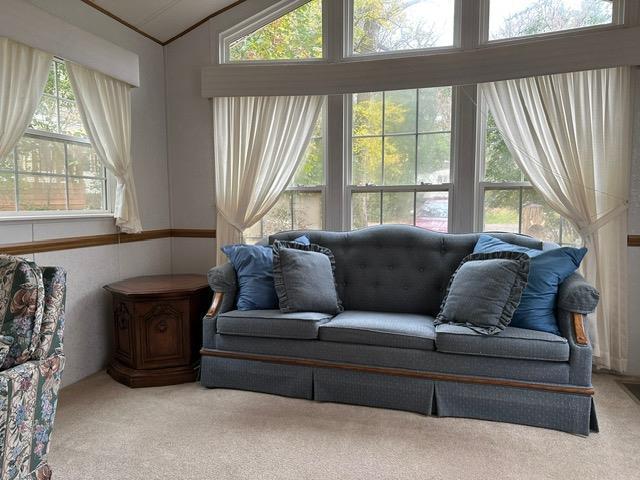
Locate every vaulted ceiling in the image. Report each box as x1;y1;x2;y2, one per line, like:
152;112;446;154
85;0;242;44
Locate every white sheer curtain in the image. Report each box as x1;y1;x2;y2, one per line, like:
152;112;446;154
0;38;51;160
66;61;142;233
213;95;323;264
480;67;632;372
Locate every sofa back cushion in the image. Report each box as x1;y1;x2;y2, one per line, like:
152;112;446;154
270;225;542;315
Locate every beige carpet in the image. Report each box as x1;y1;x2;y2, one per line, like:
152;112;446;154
48;372;640;480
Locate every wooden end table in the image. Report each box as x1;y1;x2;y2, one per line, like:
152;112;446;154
104;274;212;388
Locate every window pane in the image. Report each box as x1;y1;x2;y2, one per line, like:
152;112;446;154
416;191;448;232
382;191;414;225
59;99;86;138
261;193;293;236
292;138;323;186
384;136;415;185
67;143;103;178
352;192;381;229
489;0;614;41
228;0;322;61
243;222;263;245
418;87;452;132
68;178;105;210
561;219;582;247
484;114;524;182
1;151;13;170
417;133;450;184
521;188;561;243
353;92;383;136
18;175;67;211
352;0;455;55
0;173;16;211
384;89;417;134
30;95;58;133
292;109;323;187
16;137;65;175
352;137;382;185
43;64;56;96
56;61;75;101
483;189;519;233
292;191;323;230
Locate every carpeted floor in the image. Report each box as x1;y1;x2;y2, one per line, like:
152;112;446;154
49;372;640;480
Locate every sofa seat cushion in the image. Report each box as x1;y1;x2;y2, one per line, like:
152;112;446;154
318;311;436;351
216;310;333;340
435;324;569;362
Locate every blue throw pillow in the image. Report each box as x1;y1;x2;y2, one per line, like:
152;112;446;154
222;235;310;310
473;234;587;335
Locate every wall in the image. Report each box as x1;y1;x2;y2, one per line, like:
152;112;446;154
1;0;171;386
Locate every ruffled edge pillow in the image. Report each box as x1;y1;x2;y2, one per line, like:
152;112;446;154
272;240;344;314
435;251;530;335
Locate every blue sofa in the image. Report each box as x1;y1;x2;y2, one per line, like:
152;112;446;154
200;225;599;435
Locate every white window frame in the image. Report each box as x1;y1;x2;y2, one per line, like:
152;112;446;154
343;87;455;232
0;58;111;218
478;0;624;45
214;0;636;239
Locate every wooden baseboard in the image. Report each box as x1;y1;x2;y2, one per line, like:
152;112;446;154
200;348;595;396
0;228;216;255
629;235;640;247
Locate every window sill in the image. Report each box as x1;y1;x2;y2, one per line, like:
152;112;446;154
0;212;115;224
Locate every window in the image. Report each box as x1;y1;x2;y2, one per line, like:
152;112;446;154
349;86;452;231
479;112;580;246
350;0;456;56
244;106;325;244
0;59;107;214
487;0;616;41
226;0;323;62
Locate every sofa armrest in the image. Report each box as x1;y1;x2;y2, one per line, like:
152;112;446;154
558;273;599;315
206;263;237;314
557;309;593;386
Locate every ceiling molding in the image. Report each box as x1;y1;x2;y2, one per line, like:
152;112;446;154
79;0;163;45
79;0;248;46
162;0;247;45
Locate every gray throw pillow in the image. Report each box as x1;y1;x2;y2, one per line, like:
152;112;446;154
435;252;530;335
272;240;343;314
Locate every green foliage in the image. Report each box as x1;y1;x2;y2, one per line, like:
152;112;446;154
229;0;322;61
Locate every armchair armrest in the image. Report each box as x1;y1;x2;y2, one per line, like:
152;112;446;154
558;273;599;315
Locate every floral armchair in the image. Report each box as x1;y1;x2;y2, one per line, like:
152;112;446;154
0;256;66;480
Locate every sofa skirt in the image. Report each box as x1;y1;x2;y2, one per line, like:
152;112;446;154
200;356;597;435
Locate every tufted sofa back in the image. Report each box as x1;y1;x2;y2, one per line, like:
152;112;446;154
270;225;542;316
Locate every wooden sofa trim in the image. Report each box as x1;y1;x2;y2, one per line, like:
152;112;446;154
206;292;224;317
572;312;589;346
200;348;595;396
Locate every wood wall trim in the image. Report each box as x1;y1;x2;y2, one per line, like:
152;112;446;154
200;348;595;396
0;229;216;255
80;0;248;46
171;229;217;238
629;235;640;247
